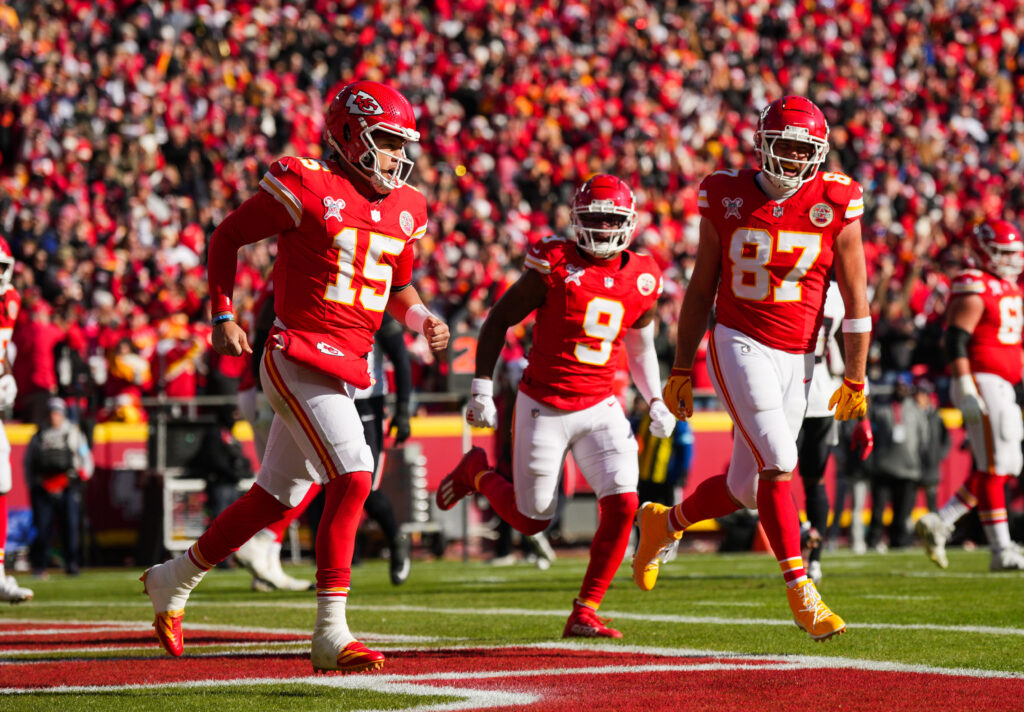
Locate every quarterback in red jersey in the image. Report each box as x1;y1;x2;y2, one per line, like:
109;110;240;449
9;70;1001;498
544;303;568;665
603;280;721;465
140;81;449;672
917;218;1024;572
437;174;676;638
635;96;870;642
0;236;32;604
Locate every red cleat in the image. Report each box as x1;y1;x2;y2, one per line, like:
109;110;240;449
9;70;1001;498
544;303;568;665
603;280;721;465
562;603;623;639
152;610;185;656
436;446;489;510
312;640;385;674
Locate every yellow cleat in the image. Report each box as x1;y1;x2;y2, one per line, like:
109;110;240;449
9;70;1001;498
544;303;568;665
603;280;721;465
787;579;846;641
631;501;683;592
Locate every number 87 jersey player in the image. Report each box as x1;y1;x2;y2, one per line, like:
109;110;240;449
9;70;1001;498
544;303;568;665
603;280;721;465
436;174;677;639
637;96;871;642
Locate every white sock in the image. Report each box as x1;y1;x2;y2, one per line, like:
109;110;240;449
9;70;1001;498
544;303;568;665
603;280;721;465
315;595;354;647
984;522;1012;553
938;499;970;528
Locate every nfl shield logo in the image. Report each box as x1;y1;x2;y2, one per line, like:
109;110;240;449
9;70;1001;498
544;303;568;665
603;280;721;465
772;205;784;218
370;209;381;222
604;277;614;288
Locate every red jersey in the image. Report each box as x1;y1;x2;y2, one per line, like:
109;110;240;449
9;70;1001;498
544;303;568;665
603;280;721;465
519;237;662;410
950;268;1023;384
699;169;864;353
210;156;427;358
0;287;21;357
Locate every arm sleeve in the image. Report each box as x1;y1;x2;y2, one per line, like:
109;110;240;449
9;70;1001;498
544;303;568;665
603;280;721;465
378;315;413;410
624;321;662;405
208;189;296;315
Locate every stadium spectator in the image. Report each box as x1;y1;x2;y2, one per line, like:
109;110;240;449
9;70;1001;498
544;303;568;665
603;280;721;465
24;397;93;577
865;374;929;552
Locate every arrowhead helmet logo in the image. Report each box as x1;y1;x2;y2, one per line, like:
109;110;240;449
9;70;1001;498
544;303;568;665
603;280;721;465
346;90;384;116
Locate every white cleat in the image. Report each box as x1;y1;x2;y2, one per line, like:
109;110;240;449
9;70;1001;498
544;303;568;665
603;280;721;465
0;575;33;604
915;512;953;569
990;545;1024;572
807;560;823;586
236;535;311;591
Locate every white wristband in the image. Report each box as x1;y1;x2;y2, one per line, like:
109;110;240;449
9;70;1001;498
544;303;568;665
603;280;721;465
405;304;433;334
471;378;493;396
842;316;872;333
955;374;979;397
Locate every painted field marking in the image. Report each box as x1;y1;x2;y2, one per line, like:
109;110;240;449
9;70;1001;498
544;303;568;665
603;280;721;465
9;601;1024;637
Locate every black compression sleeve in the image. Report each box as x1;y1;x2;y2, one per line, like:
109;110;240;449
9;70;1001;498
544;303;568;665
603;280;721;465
945;326;971;362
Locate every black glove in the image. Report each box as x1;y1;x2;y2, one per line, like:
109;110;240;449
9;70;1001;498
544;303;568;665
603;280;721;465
389;403;411;444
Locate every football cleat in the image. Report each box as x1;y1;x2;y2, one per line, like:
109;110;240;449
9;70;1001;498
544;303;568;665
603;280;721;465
631;501;683;591
807;560;823;586
140;566;187;656
0;575;33;604
389;533;411;586
435;446;488;511
787;579;846;641
312;635;385;674
236;534;312;592
990;545;1024;572
915;512;953;569
563;603;622;639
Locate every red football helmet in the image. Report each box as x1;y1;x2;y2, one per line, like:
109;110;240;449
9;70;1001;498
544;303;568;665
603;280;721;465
570;174;638;258
754;96;830;190
325;80;420;191
0;236;13;292
971;218;1024;280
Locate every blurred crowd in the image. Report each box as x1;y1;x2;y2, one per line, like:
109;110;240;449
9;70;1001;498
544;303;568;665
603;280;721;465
2;0;1024;425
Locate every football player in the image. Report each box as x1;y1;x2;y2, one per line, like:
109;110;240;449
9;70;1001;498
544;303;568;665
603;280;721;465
637;96;870;642
916;219;1024;571
141;80;449;673
798;279;873;585
0;236;32;604
437;174;676;638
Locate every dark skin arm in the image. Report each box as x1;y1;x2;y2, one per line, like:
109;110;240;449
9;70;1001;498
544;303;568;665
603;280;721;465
671;217;722;369
475;269;548;380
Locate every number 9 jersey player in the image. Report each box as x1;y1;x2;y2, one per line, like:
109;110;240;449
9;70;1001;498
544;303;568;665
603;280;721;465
437;174;676;639
636;96;871;642
140;81;449;673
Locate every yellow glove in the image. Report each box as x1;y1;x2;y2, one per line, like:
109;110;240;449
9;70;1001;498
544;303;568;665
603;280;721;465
662;367;694;420
828;378;867;421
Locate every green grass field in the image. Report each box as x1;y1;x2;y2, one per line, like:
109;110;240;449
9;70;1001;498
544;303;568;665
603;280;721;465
3;544;1024;710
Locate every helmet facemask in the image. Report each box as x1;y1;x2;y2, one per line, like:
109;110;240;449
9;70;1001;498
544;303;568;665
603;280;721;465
571;203;637;259
0;254;13;292
331;120;418;192
980;241;1024;280
755;130;829;191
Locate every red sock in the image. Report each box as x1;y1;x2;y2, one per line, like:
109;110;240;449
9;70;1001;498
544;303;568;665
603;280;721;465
265;483;322;542
476;472;549;536
756;478;806;586
315;471;372;590
978;473;1009;526
0;494;7;570
577;493;638;607
193;485;288;568
674;474;739;530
